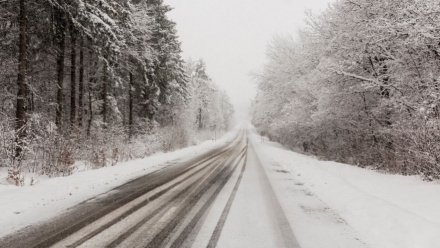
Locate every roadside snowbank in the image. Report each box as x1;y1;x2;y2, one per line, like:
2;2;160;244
0;129;237;238
252;132;440;248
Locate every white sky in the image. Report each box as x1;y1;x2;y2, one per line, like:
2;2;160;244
164;0;334;119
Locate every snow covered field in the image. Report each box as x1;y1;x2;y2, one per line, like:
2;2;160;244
251;131;440;248
0;130;237;238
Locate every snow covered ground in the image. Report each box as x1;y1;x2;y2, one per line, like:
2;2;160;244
251;130;440;248
2;126;440;248
0;130;238;238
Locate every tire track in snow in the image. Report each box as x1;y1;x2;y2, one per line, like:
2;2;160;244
207;145;248;248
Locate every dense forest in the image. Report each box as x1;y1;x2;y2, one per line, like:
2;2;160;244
0;0;233;185
253;0;440;179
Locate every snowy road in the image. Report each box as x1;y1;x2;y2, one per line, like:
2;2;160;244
2;131;438;248
0;130;300;248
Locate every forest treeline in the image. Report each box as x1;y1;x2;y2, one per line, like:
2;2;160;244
252;0;440;179
0;0;233;184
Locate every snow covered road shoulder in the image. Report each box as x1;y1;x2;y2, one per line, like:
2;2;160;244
251;131;440;248
0;130;238;239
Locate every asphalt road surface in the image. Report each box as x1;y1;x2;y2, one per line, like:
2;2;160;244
0;130;300;248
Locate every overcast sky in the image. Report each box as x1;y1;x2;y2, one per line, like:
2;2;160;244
164;0;333;119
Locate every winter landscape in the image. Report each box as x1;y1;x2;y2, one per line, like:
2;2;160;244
1;0;440;247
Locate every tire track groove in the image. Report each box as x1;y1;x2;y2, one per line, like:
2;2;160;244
207;145;248;248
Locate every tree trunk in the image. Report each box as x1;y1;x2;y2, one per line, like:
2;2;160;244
102;62;108;128
78;36;84;128
54;7;66;128
372;56;395;168
70;23;77;127
145;73;155;120
198;108;202;129
15;0;28;159
129;72;134;139
87;84;93;137
87;49;94;137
